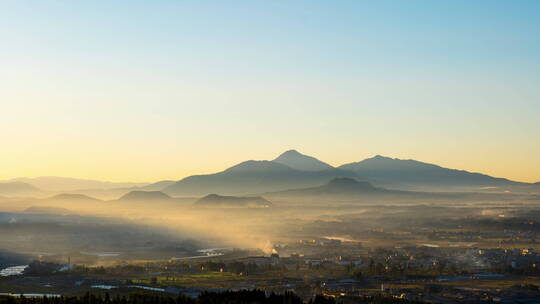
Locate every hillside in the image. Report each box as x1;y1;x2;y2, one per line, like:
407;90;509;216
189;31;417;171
118;191;171;201
264;177;380;198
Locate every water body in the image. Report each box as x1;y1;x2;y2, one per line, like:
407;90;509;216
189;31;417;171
171;248;227;260
91;285;117;290
0;293;61;298
80;252;122;257
128;285;165;292
421;244;440;248
0;265;28;277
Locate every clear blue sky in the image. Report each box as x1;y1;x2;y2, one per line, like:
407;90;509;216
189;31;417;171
1;0;539;182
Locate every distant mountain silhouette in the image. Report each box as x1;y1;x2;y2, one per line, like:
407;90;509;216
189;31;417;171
272;150;334;171
264;177;523;202
265;177;380;198
163;151;532;195
163;159;357;196
14;151;528;198
195;194;271;208
139;180;176;191
118;190;171;201
338;155;521;190
0;182;40;196
8;176;148;192
47;193;100;201
24;206;72;215
324;177;378;192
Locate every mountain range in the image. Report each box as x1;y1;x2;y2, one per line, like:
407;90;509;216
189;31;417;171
161;150;532;196
2;150;536;198
162;158;357;196
337;155;521;190
1;177;148;193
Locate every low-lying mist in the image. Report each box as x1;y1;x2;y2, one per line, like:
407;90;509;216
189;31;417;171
1;184;539;267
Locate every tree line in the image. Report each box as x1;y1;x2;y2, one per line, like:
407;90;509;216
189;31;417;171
0;290;423;304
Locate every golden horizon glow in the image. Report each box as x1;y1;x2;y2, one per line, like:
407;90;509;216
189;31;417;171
1;2;539;183
1;146;539;184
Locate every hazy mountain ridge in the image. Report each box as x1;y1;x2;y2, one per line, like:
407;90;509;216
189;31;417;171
195;194;272;208
3;151;534;198
264;177;525;203
163;150;532;196
338;155;523;190
264;177;383;198
7;176;149;192
24;206;73;215
118;190;172;201
0;181;41;196
163;160;357;196
47;193;101;201
139;180;176;191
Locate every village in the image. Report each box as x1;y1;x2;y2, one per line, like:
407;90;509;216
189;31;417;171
3;236;540;303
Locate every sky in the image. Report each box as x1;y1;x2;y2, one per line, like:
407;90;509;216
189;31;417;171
1;0;539;183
